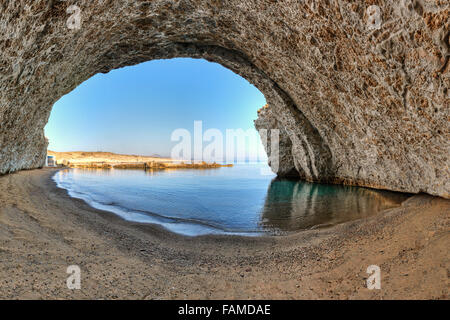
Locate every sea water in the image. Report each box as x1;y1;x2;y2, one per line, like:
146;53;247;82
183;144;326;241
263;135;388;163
53;163;408;236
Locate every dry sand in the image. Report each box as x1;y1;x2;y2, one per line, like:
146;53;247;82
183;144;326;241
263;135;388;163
0;168;448;299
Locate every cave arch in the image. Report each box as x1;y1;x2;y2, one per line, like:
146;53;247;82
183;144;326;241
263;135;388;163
0;1;448;197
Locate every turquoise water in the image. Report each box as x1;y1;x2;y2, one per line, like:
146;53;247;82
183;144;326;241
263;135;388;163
53;163;408;236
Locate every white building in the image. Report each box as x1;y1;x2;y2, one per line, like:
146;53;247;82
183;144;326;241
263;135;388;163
46;155;56;167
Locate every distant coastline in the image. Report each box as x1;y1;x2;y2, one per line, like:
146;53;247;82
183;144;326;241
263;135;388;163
47;150;233;170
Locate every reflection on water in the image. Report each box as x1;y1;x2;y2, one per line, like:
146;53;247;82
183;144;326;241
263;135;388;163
260;179;409;232
53;164;409;236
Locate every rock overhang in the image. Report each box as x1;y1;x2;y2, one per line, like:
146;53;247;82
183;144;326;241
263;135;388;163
0;0;448;198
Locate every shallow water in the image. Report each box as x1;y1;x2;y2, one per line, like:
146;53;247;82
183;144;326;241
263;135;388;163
53;163;409;236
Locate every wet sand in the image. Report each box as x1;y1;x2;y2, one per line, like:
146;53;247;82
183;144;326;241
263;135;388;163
0;168;448;299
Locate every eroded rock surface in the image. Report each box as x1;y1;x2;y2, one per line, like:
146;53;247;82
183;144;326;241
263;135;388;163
0;0;448;197
254;105;300;178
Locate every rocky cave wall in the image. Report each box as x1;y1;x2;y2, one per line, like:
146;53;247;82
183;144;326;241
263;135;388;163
0;0;448;198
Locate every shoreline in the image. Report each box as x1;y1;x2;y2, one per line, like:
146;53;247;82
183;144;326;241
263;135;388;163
66;161;234;170
0;168;448;299
47;150;233;171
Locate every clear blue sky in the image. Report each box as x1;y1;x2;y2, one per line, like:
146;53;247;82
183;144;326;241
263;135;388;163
45;58;267;160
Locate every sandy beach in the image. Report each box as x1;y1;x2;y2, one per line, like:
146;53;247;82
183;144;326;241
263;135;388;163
0;168;448;299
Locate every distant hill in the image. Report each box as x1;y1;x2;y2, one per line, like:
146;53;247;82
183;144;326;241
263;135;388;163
47;150;173;164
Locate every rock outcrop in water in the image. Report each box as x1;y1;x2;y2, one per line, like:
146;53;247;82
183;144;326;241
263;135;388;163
0;1;448;197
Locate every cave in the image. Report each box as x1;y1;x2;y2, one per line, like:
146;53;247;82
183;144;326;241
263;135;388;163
0;0;448;197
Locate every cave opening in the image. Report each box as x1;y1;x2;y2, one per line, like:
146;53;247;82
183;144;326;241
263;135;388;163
46;57;408;236
44;57;268;164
